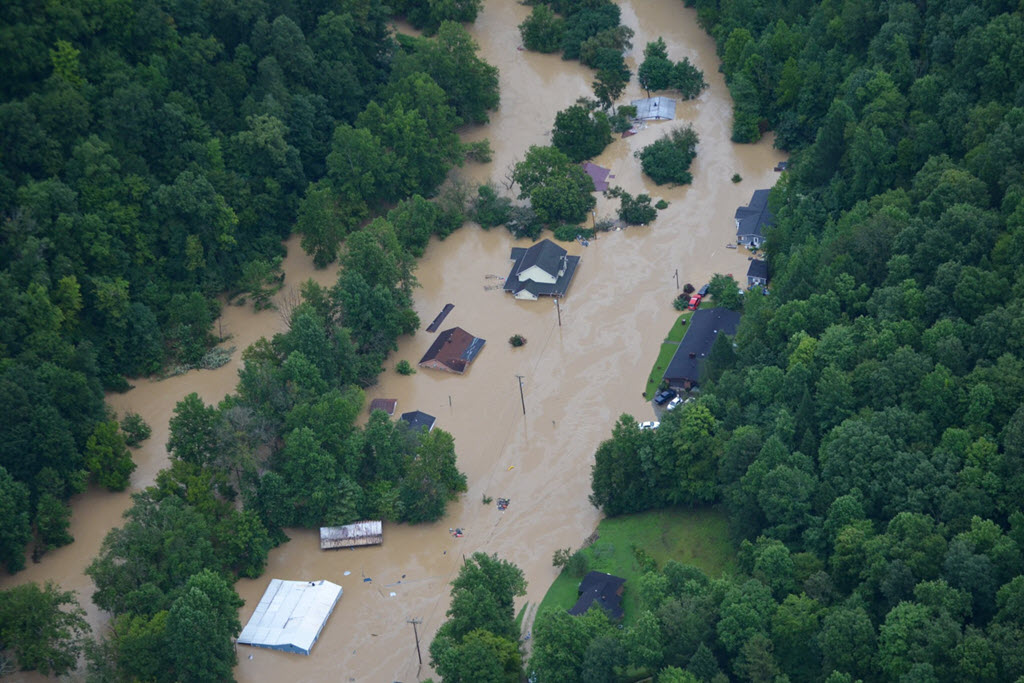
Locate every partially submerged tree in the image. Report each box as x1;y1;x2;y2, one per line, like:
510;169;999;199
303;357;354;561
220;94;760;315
552;103;613;163
512;145;596;224
637;125;700;185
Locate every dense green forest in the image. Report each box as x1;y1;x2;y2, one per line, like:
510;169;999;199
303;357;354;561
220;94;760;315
0;0;496;578
0;0;491;677
525;0;1024;681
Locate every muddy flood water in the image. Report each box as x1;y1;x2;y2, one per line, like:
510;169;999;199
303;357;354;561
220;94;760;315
1;1;784;680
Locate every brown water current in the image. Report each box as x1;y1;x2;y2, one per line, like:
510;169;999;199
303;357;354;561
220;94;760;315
0;1;784;680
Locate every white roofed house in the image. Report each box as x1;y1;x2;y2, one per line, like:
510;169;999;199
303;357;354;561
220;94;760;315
504;238;581;301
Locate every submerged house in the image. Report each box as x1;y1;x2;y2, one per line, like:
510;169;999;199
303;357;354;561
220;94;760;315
747;259;769;287
663;307;741;391
504;238;581;300
735;189;773;248
582;162;611;192
568;571;626;621
400;410;436;433
630;96;677;121
368;398;398;416
418;327;486;374
237;579;342;655
320;521;383;550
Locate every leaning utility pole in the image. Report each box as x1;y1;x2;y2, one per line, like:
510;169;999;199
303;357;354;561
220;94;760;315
407;617;423;674
515;374;526;415
555;298;562;326
675;268;679;290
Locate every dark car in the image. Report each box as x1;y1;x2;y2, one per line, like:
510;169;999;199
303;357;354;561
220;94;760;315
698;284;710;296
654;389;677;405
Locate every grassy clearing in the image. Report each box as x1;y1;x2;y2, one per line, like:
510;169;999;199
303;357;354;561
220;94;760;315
644;343;679;399
643;311;692;398
536;507;736;625
666;311;693;342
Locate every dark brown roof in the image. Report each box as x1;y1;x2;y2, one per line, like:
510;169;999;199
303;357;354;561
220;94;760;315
368;398;397;416
418;327;486;373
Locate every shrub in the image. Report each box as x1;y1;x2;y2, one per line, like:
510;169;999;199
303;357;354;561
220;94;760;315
673;295;689;310
506;205;544;240
552;224;595;242
637;124;699;185
509;334;527;347
655;199;669;209
732;173;743;183
396;360;416;375
472;184;512;229
683;283;695;294
566;549;589;577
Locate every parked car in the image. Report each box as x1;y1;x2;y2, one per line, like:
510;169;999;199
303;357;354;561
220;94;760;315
638;421;660;430
687;294;702;310
666;396;683;410
698;284;710;296
653;389;677;405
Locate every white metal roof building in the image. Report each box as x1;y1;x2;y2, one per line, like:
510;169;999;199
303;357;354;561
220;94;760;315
237;579;343;655
630;96;677;121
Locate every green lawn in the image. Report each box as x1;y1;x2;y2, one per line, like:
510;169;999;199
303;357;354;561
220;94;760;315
536;507;736;625
643;312;693;398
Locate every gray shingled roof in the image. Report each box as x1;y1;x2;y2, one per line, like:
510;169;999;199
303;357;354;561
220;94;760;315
663;308;741;386
747;259;769;280
735;189;773;239
399;410;436;432
504;240;581;298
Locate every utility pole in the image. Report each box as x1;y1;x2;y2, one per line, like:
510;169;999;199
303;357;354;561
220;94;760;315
555;298;562;326
515;374;526;415
407;618;423;674
675;268;679;290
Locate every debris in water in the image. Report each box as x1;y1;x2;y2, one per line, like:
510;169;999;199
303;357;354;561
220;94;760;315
343;571;351;576
389;592;397;597
497;497;510;511
507;465;515;471
363;577;372;583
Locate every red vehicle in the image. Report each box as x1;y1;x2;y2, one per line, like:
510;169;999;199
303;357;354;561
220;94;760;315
687;294;702;310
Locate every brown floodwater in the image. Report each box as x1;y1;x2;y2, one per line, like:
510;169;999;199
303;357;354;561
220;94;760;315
0;1;784;680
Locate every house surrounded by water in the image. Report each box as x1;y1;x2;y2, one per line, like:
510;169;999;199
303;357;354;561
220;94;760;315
504;238;581;300
319;520;383;550
662;307;741;390
418;327;485;374
735;189;773;248
747;259;769;287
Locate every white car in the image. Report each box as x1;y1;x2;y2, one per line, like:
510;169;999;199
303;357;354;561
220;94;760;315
638;421;659;430
665;396;683;410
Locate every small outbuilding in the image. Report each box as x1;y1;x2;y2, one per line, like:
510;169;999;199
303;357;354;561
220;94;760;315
504;238;581;300
320;520;383;550
568;571;626;621
735;189;773;248
237;579;342;656
368;398;398;416
418;327;486;374
630;96;677;121
747;259;769;287
663;307;741;391
400;410;436;433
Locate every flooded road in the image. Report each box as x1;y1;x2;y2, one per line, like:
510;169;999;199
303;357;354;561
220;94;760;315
1;0;783;681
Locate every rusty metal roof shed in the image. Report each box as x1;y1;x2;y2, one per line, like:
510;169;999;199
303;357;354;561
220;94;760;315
319;520;383;550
